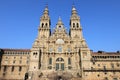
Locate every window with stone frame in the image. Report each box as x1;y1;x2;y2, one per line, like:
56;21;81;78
58;46;62;52
61;63;64;70
113;78;118;80
73;23;75;28
111;63;114;69
77;23;79;28
67;48;71;53
3;66;7;72
49;48;53;53
68;58;71;65
11;66;14;72
49;58;52;65
19;66;22;72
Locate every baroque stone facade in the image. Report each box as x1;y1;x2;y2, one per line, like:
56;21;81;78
0;6;120;80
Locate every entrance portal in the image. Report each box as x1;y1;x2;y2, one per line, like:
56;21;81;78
58;76;62;80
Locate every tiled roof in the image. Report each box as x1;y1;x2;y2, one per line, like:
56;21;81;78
1;48;30;52
92;52;120;56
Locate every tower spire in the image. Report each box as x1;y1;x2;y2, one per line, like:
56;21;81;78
43;5;49;15
57;16;63;25
72;5;77;15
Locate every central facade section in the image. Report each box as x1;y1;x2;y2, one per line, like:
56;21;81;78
28;6;91;80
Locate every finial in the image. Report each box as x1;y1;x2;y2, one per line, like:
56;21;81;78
57;16;63;25
58;16;61;21
45;3;48;8
72;5;76;11
72;2;75;7
71;4;77;15
43;4;49;15
45;4;48;11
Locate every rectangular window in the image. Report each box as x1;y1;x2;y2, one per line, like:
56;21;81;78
11;66;14;72
49;48;53;53
56;63;59;70
13;60;16;64
68;48;71;53
49;58;52;65
103;66;106;70
3;66;7;72
68;58;71;65
61;63;64;70
19;66;22;72
111;63;114;69
19;60;22;64
26;60;29;64
113;78;117;80
58;46;62;52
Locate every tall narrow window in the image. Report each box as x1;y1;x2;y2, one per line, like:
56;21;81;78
111;63;114;69
26;60;29;64
3;66;7;72
56;63;59;70
49;48;53;53
103;66;106;70
68;48;71;53
45;23;48;27
73;23;75;28
68;58;71;65
19;60;22;64
11;66;14;72
19;66;22;72
77;23;79;28
41;23;44;28
58;46;62;52
49;58;52;65
61;63;64;70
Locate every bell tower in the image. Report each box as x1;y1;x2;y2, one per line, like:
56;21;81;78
70;6;83;39
38;6;51;39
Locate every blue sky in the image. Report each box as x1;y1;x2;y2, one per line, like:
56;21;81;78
0;0;120;52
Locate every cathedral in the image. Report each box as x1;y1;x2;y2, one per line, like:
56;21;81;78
0;6;120;80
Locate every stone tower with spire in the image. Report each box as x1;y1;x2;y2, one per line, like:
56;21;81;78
70;6;82;39
38;6;51;39
28;6;91;80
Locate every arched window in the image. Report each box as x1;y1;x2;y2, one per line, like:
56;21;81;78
49;48;53;53
45;23;48;27
77;23;79;28
73;23;75;28
41;23;44;28
58;46;62;52
68;58;71;65
68;48;71;53
33;52;37;55
56;58;64;62
49;58;52;65
56;58;64;71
